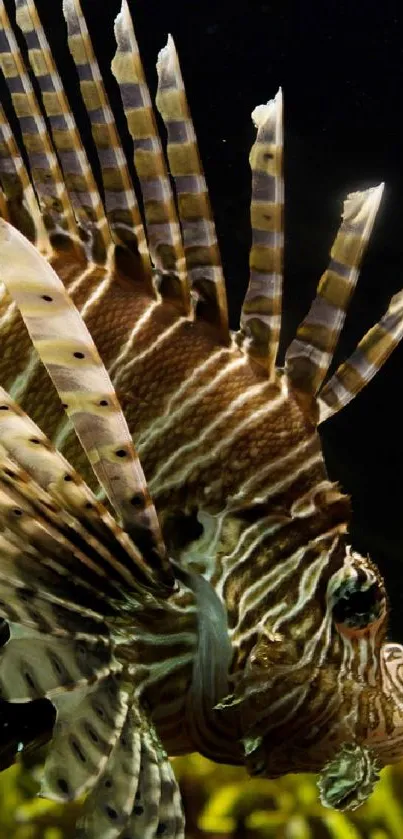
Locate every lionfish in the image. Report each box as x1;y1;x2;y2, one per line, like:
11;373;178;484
0;0;402;836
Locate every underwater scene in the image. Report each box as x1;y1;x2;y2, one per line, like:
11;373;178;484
0;0;403;837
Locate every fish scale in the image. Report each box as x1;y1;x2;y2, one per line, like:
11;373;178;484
0;0;403;836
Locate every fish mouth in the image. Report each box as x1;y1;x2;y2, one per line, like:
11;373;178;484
317;642;403;810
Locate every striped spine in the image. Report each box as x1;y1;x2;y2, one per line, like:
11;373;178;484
318;288;403;421
62;0;151;275
112;0;190;315
0;101;50;252
15;0;112;263
286;185;384;396
156;35;229;340
240;90;284;376
0;0;79;246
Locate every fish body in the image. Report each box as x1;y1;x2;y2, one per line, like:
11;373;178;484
0;0;402;836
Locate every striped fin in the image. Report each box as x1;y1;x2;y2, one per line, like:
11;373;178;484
112;0;190;314
0;219;173;590
154;748;185;839
41;676;128;801
129;724;184;839
0;481;116;636
0;438;162;606
78;700;142;838
0;102;50;252
318;289;403;422
78;702;184;839
240;90;284;375
0;0;79;247
0;632;116;702
156;35;229;340
62;0;152;277
285;184;384;396
14;0;112;264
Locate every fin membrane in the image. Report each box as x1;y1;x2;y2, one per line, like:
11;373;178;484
78;701;185;839
0;386;166;600
0;219;173;590
41;675;128;802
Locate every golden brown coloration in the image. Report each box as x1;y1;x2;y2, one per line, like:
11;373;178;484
0;1;403;837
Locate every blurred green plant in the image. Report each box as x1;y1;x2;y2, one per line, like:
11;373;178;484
1;754;403;838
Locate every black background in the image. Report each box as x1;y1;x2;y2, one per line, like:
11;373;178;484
2;0;403;643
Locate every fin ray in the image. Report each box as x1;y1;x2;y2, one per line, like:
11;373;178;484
15;0;112;263
0;219;173;589
112;0;190;314
62;0;152;279
318;288;403;421
0;382;167;597
78;701;185;839
41;676;128;801
0;632;117;702
240;90;284;375
0;0;79;247
285;185;384;396
156;35;229;339
0;101;50;252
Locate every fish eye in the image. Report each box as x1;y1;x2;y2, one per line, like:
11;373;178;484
329;556;386;633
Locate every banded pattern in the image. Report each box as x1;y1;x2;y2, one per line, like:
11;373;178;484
0;384;162;599
318;288;403;421
0;0;79;244
0;219;171;589
62;0;151;270
0;101;49;252
285;185;385;396
240;89;284;376
0;1;403;837
112;0;190;314
15;0;112;262
156;35;229;339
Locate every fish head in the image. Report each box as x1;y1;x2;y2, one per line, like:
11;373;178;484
220;540;403;809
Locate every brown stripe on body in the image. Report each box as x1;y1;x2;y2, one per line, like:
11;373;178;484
221;497;349;633
144;374;320;512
